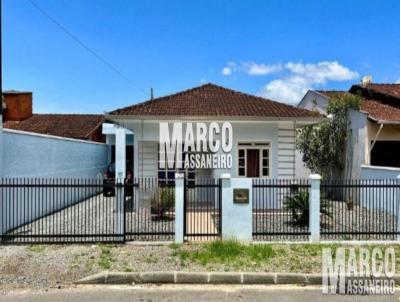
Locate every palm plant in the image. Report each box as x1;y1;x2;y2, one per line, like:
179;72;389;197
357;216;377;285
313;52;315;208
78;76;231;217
283;191;331;227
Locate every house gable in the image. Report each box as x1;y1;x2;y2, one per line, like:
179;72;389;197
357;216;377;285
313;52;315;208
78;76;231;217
109;83;321;120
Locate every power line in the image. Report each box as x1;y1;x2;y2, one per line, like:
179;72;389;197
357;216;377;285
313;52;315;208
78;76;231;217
27;0;148;96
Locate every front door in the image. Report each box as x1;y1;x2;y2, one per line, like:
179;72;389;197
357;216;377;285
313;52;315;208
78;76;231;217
246;149;260;177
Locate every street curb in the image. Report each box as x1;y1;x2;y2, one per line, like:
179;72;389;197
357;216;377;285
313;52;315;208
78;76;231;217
76;272;319;285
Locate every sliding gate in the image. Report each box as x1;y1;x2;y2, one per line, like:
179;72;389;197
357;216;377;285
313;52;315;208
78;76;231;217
183;178;222;241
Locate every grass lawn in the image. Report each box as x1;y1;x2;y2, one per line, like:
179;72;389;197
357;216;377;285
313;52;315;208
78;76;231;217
170;241;400;273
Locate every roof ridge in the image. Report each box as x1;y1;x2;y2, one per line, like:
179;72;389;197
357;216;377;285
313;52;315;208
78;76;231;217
111;82;313;115
32;113;104;117
111;83;218;112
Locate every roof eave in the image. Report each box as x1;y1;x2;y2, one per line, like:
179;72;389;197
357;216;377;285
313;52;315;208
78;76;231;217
105;114;325;123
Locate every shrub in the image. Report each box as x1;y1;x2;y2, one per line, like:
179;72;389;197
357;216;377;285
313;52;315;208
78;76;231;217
283;191;331;227
150;187;175;219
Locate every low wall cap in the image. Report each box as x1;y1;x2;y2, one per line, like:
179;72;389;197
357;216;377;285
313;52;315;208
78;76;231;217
309;174;322;180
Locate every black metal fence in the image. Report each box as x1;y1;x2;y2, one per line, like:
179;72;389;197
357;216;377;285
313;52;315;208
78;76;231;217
184;178;222;241
0;178;175;244
320;179;399;240
252;179;310;241
125;178;175;241
3;177;399;244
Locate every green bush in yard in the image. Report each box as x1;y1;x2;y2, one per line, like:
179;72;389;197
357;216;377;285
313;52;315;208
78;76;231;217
151;187;175;219
284;191;331;227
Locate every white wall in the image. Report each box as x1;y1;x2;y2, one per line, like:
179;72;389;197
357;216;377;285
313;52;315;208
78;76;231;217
361;165;400;179
115;119;294;179
2;129;108;178
298;91;329;115
345;109;368;179
0;129;109;235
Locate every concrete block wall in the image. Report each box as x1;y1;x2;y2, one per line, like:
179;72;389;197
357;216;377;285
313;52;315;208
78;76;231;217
0;129;109;235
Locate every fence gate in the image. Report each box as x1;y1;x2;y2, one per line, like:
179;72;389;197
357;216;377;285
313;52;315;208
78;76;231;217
183;178;222;241
0;178;175;244
124;178;175;241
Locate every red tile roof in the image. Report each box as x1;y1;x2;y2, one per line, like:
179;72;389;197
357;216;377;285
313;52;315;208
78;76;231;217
110;83;321;119
352;83;400;100
318;87;400;123
3;114;104;140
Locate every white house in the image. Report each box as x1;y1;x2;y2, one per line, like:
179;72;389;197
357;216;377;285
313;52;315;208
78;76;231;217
298;82;400;179
104;83;322;181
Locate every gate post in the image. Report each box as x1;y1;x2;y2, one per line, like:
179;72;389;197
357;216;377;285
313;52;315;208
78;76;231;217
309;174;321;243
174;173;185;243
396;175;400;241
221;174;253;242
115;178;125;242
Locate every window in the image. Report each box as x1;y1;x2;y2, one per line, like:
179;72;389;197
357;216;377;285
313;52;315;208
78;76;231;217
370;141;400;168
158;150;176;185
237;142;270;178
158;144;196;185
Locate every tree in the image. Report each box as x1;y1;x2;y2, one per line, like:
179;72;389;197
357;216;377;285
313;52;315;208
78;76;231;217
297;93;361;179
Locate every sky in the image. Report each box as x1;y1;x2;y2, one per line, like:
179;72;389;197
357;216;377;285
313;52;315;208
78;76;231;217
4;0;400;113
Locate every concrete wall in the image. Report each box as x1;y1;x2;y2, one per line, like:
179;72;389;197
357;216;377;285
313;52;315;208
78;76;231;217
344;109;368;179
0;129;109;235
2;129;108;178
298;90;329;115
361;165;400;179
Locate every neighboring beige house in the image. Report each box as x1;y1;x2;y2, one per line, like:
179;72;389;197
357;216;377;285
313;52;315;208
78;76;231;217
104;83;322;181
298;82;400;179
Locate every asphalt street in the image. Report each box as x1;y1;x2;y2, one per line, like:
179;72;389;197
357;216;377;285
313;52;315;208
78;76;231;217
0;285;399;302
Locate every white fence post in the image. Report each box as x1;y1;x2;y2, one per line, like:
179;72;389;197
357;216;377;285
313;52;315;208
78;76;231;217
115;178;125;241
221;174;253;242
309;174;321;243
397;175;400;241
0;179;2;237
174;173;185;244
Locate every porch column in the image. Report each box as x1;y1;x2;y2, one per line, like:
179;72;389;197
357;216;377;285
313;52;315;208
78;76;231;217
115;127;126;241
397;175;400;241
115;127;126;180
309;174;321;243
175;173;185;243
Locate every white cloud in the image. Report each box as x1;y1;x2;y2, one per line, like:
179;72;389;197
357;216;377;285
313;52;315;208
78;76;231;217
396;78;400;84
222;67;232;76
285;61;359;83
261;61;359;104
221;62;237;76
221;61;281;76
242;62;282;75
261;76;309;105
221;60;359;103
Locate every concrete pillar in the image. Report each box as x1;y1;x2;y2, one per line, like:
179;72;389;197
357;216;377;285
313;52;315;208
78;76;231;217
0;114;3;177
115;127;126;180
0;115;3;237
115;127;126;241
221;174;253;242
309;174;321;243
175;173;185;243
115;178;125;241
397;175;400;241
